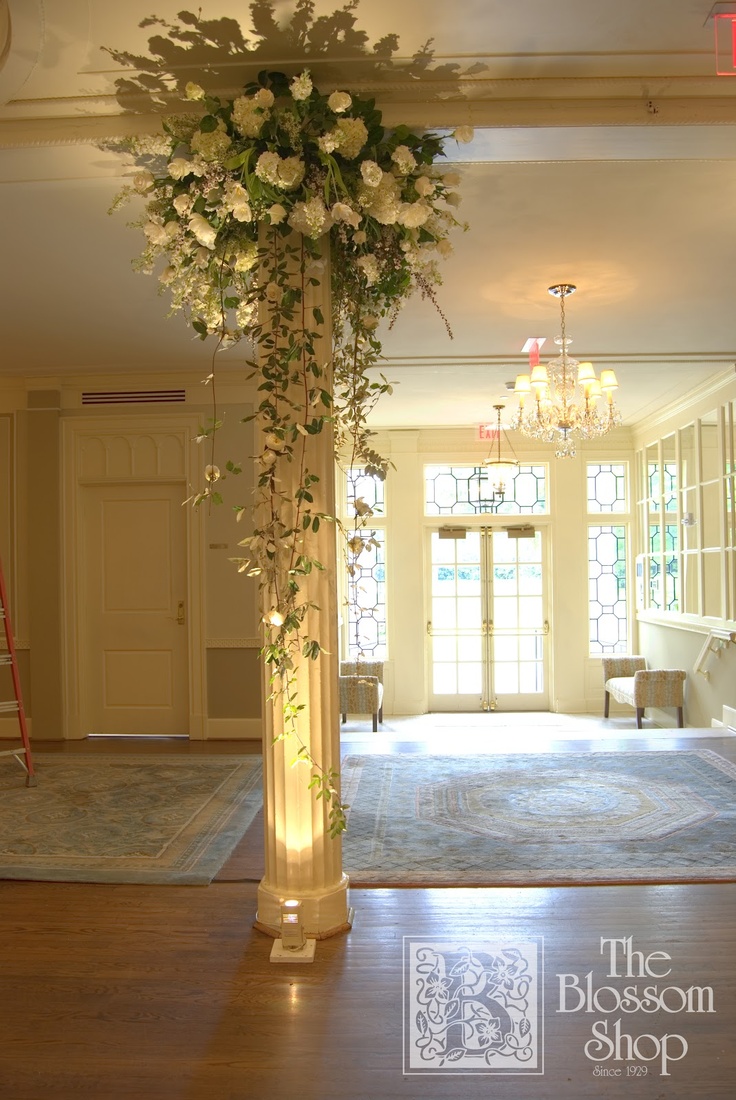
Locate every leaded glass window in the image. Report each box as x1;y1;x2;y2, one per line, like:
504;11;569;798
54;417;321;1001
587;463;627;513
342;467;387;659
588;525;628;653
424;464;547;516
346;529;386;658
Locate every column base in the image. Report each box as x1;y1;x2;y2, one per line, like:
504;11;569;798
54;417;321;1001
255;873;352;938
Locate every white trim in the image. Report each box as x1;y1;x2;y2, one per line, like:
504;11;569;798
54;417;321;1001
206;718;262;741
61;413;207;741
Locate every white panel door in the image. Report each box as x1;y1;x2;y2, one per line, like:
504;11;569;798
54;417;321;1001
428;527;549;712
81;483;188;735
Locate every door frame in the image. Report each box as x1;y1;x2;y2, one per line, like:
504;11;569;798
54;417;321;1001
62;415;206;740
425;520;551;713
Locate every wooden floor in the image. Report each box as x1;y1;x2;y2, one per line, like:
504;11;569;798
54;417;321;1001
2;723;735;1099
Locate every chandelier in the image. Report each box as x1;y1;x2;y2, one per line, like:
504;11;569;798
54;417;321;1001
471;404;519;511
511;284;621;458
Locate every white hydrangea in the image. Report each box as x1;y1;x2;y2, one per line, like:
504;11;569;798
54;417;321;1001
358;172;401;225
255;151;280;185
288;197;332;239
233;242;259;272
277;156;305;190
290;71;313;101
190;122;232;163
391;144;417;175
356;254;380;285
232;95;269;139
360;160;383;187
334;117;368;159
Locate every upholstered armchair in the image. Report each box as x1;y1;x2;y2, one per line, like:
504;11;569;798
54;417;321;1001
602;655;685;729
339;660;384;732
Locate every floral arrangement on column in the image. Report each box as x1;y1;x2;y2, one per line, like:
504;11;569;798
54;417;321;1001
114;68;470;833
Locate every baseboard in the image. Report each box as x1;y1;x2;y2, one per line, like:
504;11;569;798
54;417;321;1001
0;717;32;740
205;717;262;740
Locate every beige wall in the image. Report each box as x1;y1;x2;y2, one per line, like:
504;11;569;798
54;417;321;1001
3;367;735;740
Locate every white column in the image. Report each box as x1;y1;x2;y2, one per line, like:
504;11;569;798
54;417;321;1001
255;244;350;938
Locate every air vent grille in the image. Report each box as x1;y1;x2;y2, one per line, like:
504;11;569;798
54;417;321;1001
81;390;186;406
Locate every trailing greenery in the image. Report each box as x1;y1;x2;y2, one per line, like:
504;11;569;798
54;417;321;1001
112;66;469;836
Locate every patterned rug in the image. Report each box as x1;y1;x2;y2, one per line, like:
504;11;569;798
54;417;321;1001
0;754;262;885
341;749;736;886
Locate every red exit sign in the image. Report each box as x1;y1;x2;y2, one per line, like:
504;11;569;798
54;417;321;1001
477;424;498;442
714;7;736;74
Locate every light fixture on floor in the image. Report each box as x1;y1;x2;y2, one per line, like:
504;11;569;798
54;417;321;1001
270;899;316;963
511;284;621;458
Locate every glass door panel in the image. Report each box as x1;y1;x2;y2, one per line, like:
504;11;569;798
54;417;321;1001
428;528;548;711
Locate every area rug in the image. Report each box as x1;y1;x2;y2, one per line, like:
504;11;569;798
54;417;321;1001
0;754;262;885
340;749;736;886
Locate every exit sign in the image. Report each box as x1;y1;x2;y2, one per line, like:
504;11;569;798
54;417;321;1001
477;424;498;441
714;6;736;74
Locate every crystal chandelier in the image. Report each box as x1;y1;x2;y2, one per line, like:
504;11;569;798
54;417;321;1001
471;405;519;511
511;284;621;458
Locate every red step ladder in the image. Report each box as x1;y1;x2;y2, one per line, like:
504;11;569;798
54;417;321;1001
0;556;36;786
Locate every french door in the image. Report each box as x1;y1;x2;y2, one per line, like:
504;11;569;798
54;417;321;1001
428;527;549;711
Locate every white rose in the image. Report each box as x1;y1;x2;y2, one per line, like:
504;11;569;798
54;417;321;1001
143;221;169;246
397;202;430;228
133;170;154;193
159;265;177;284
331;201;361;229
328;90;352;113
414;175;435;197
232;203;252;222
267;203;287;224
193;247;211;268
445;192;462;207
436;239;454;257
265;282;281;302
255;88;275;107
185;82;206;101
453;126;474;143
168;158;193;180
353;230;367;244
188;213;218;250
173;194;191;216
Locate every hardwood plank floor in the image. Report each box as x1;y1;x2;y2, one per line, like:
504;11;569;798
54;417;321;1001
1;722;734;1099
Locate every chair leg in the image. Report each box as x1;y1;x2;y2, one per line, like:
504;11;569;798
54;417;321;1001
379;705;383;723
677;706;684;728
341;713;346;724
372;713;377;733
636;707;644;729
604;691;610;718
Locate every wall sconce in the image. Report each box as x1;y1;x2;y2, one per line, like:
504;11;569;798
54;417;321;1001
270;899;316;963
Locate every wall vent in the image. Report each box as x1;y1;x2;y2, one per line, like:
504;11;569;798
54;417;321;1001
81;389;186;406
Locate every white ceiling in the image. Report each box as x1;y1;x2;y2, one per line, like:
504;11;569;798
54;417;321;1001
1;0;735;432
